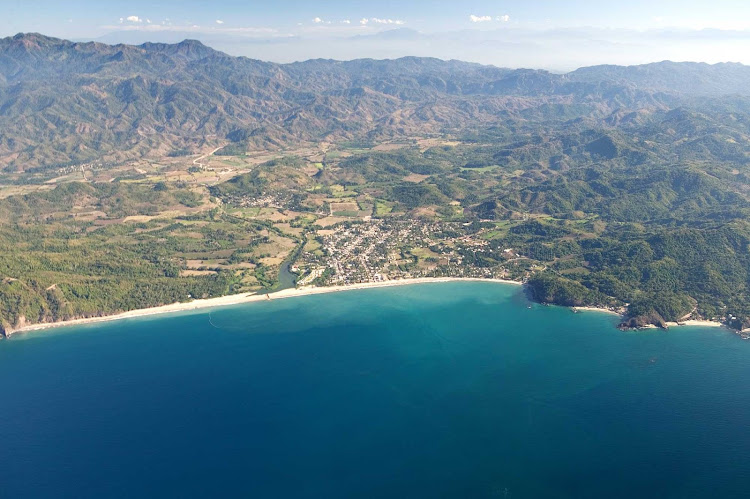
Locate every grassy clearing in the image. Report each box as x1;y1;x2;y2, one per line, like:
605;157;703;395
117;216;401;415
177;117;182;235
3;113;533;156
459;165;501;173
374;199;394;216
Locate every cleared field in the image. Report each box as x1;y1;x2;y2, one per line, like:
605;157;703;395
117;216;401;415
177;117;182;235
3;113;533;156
372;143;409;152
275;223;304;237
260;256;285;266
0;184;55;199
185;259;228;268
374;200;394;216
256;209;302;222
180;269;217;276
315;216;349;227
255;233;297;260
416;138;461;151
330;202;358;212
459;165;501;173
403;173;429;183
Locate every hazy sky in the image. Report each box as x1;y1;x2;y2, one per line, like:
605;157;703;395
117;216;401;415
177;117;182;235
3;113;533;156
3;0;750;70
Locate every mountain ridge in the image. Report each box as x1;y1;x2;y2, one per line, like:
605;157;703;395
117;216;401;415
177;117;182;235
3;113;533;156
1;32;749;171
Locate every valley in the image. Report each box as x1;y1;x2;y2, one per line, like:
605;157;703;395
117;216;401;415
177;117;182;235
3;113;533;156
1;34;750;334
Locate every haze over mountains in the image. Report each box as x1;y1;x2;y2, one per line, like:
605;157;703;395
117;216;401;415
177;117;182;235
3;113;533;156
79;25;750;70
1;32;750;172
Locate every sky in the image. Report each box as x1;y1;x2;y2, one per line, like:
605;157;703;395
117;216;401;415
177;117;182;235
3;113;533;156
3;0;750;70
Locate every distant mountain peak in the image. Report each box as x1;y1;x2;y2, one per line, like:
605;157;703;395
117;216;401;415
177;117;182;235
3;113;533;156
139;38;217;60
4;32;66;47
11;32;60;42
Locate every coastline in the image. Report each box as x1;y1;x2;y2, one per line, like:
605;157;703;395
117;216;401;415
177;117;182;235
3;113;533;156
5;277;522;337
572;307;729;332
572;306;623;317
3;276;733;338
644;319;726;330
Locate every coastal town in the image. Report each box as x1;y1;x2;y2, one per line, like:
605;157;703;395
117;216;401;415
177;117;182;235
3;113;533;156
292;219;530;287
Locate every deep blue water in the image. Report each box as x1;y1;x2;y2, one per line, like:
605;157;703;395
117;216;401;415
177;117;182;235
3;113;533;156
2;282;750;498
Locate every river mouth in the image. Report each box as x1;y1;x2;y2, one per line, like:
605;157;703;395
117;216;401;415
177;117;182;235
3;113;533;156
275;258;297;291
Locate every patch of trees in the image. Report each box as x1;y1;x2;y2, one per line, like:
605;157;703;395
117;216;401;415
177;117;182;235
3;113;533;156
527;273;610;308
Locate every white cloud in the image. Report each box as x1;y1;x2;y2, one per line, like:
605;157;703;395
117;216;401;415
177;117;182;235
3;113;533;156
470;15;492;23
470;14;509;23
146;19;151;24
313;17;323;24
342;19;351;24
216;20;224;24
370;18;404;25
360;18;369;25
125;15;142;23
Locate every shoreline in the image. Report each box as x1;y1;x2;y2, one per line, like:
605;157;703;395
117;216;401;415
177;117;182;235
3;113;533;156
572;306;623;317
572;307;730;332
638;319;727;330
3;276;733;338
5;277;522;337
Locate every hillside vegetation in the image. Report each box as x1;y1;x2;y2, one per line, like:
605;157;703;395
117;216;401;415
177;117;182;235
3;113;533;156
1;34;750;334
2;33;750;172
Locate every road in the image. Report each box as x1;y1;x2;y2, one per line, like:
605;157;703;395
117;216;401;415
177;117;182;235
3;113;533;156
192;147;223;169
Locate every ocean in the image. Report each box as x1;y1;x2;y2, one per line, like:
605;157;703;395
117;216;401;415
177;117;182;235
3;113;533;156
1;281;749;498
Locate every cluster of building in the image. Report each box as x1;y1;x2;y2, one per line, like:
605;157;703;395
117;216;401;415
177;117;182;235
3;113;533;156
56;161;104;178
229;192;303;211
294;219;513;286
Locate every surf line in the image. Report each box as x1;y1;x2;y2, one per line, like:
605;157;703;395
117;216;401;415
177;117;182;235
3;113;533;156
208;310;222;330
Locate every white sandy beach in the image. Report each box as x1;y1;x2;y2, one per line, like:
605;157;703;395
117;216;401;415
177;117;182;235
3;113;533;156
668;320;724;328
572;305;729;332
5;276;731;337
621;319;726;330
573;306;623;317
7;277;522;336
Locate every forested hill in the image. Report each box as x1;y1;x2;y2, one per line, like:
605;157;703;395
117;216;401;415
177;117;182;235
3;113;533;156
3;33;750;334
2;32;750;171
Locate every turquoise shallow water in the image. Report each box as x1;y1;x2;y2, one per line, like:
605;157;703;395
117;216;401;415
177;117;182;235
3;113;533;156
2;282;750;498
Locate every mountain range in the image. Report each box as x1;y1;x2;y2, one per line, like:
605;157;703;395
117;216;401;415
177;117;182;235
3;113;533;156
2;32;750;171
